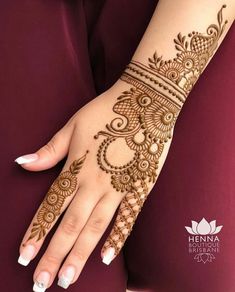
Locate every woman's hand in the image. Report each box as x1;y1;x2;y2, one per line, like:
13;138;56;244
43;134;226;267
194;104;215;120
16;3;233;289
16;78;175;291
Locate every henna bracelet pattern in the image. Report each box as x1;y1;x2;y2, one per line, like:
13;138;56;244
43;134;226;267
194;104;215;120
95;5;227;257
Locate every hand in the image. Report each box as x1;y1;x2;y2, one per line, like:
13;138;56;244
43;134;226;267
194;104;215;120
16;78;177;291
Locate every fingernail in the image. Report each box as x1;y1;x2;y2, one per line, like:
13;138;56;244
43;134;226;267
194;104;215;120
15;153;38;164
58;265;76;289
33;271;50;292
102;247;115;265
18;244;36;266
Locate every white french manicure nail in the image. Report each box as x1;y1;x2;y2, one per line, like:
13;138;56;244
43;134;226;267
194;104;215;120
33;271;50;292
15;153;38;164
58;265;76;289
33;282;46;292
102;247;115;265
18;244;36;266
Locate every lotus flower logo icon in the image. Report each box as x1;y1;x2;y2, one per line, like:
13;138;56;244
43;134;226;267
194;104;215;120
185;218;223;235
185;217;223;264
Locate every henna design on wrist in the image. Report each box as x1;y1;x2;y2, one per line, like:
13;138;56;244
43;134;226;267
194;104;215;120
95;6;227;258
27;151;88;242
122;5;227;105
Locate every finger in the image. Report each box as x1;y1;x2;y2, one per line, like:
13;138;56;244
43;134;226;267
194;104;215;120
18;150;89;267
56;192;124;289
15;121;75;171
32;185;102;291
101;182;149;265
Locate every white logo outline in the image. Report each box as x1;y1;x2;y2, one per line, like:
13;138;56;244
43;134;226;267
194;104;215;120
185;217;223;264
185;217;223;235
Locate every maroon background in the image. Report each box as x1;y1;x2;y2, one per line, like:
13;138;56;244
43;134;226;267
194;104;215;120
0;1;234;291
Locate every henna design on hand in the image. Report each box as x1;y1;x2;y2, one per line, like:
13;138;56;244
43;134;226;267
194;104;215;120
147;4;228;95
27;151;88;242
95;6;227;257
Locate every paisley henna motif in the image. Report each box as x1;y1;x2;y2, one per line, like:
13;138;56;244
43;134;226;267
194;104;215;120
27;152;88;241
95;6;227;258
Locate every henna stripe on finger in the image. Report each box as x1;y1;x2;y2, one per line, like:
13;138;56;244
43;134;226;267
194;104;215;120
26;151;89;242
94;6;227;262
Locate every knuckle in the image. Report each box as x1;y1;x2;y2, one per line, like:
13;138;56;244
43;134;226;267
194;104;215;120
43;254;60;265
60;215;80;235
72;248;86;262
87;216;106;234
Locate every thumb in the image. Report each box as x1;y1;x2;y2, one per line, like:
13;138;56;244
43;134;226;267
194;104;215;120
15;123;75;171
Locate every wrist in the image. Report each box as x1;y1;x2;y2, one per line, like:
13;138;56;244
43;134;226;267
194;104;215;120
109;60;182;145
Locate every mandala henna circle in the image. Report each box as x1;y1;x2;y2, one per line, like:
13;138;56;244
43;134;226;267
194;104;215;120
95;6;227;256
51;171;77;197
42;191;65;213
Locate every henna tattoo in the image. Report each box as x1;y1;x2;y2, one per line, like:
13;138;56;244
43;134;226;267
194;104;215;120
27;151;88;241
95;6;227;257
149;4;227;96
122;5;227;106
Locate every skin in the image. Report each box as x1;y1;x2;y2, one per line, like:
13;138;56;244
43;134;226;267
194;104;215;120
19;80;173;287
17;0;235;290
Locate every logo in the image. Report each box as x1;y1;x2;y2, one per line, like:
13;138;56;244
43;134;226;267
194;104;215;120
185;218;223;264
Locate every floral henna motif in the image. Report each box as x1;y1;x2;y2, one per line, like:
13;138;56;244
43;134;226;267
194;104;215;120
27;151;88;242
95;86;177;256
148;5;228;94
95;6;227;257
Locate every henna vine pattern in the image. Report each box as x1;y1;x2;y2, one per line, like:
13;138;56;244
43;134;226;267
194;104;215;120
27;151;88;241
95;6;227;256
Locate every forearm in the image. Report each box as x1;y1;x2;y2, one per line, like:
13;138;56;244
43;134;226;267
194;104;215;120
128;0;234;95
115;1;234;113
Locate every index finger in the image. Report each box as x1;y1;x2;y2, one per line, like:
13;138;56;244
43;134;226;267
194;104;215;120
18;150;89;266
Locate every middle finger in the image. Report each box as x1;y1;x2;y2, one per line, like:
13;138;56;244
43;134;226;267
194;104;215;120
32;185;103;291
